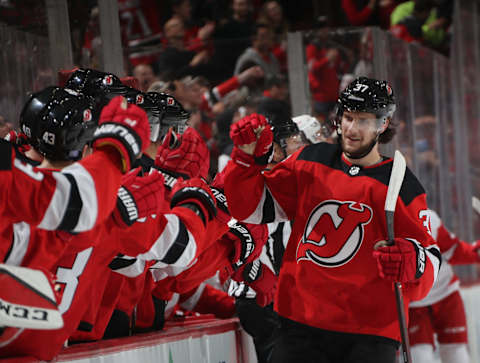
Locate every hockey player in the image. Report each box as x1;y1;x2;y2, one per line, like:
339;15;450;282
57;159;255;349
0;87;150;233
0;90;217;360
409;209;479;363
292;114;334;144
224;77;441;363
231;115;307;363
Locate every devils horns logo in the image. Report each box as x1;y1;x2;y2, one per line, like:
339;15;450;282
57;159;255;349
296;200;373;267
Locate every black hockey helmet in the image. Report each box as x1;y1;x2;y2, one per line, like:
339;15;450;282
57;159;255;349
35;88;98;161
65;68;127;95
334;76;396;133
122;87;165;142
147;92;190;140
19;86;60;149
268;114;301;146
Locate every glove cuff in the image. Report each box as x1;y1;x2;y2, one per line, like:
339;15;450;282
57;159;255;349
406;238;427;280
170;189;216;224
92;122;143;173
231;147;266;169
113;186;139;227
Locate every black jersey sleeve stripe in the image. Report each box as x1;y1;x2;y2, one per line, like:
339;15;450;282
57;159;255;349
57;173;83;231
160;220;189;264
109;256;138;270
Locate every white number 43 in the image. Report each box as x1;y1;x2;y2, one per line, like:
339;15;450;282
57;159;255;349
42;131;55;145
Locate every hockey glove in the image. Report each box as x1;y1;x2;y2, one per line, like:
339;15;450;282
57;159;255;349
230;113;273;167
170;178;217;226
4;130;31;153
373;238;426;283
113;167;167;227
92;96;150;173
221;222;268;277
225;260;277;307
155;127;210;179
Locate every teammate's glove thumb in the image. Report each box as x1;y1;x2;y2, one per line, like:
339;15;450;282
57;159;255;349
92;96;150;173
373;238;426;283
113;167;167;227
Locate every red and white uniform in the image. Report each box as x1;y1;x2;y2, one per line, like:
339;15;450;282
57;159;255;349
224;142;441;343
409;210;477;362
410;209;479;309
0;195;210;360
0;140;122;233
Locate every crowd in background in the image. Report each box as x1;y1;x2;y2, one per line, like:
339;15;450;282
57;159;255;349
0;0;454;180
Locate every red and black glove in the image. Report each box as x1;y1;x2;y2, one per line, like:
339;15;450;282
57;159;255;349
155;127;210;179
92;96;150;173
230;113;273;167
4;130;31;154
112;167;167;227
220;222;268;277
242;260;277;307
373;238;426;283
170;177;217;225
224;259;277;307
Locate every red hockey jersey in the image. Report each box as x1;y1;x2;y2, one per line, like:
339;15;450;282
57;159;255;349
0;205;209;360
224;142;441;342
0;140;122;234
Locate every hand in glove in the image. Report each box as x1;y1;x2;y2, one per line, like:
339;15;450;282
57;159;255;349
373;238;426;283
230;113;273;167
92;96;150;172
155;127;210;179
112;167;166;227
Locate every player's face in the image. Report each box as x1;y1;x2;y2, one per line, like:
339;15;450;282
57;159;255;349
340;110;379;156
284;133;307;156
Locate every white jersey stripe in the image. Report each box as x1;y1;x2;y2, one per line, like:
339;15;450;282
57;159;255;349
5;222;31;266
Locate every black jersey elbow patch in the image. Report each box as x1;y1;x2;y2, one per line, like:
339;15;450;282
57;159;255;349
161;221;189;264
58;174;83;232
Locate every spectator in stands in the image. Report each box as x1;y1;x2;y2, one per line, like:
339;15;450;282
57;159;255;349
257;75;291;122
342;0;399;29
171;0;216;50
213;0;256;81
156;18;210;78
133;63;158;92
234;23;281;84
390;0;451;50
117;0;165;67
306;29;341;118
257;1;289;73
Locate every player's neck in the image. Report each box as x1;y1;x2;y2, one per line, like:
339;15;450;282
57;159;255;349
39;159;73;170
343;149;382;167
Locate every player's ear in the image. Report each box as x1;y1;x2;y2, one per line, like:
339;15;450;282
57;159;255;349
379;118;390;134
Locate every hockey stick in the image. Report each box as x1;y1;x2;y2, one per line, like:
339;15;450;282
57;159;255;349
472;196;480;215
384;150;411;363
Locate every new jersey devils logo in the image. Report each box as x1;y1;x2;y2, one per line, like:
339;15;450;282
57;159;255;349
296;200;373;267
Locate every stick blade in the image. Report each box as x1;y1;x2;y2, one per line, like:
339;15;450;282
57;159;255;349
385;150;407;213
